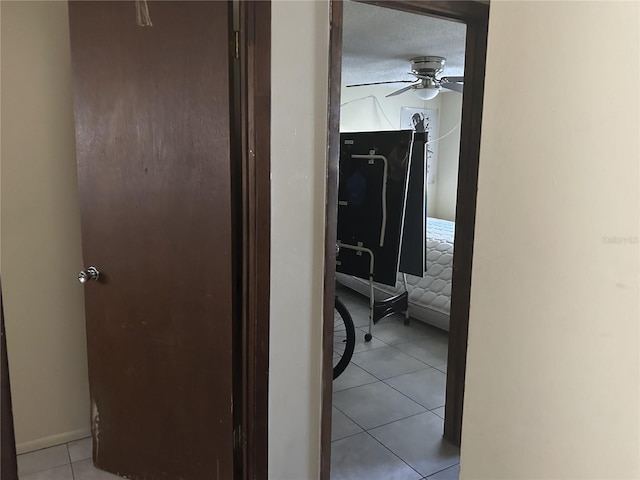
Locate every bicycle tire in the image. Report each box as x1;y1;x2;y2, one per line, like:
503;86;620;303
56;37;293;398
333;296;356;379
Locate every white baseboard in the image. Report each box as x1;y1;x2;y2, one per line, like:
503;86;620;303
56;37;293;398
16;428;92;455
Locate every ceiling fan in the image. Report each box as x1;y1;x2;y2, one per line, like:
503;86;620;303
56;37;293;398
346;56;463;100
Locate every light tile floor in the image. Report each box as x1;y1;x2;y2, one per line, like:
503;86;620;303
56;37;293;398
331;285;459;480
18;438;125;479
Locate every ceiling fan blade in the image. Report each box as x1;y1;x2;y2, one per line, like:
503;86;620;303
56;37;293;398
346;80;415;88
441;82;464;93
441;76;464;83
386;84;416;97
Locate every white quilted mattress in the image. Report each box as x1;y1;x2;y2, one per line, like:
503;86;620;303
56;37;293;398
336;217;455;331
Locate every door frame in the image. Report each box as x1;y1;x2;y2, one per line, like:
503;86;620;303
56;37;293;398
320;1;489;476
237;2;271;479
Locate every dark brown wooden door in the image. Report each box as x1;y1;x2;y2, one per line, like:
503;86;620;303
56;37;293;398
68;2;236;479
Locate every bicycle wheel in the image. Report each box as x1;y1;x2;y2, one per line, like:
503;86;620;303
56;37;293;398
333;296;355;379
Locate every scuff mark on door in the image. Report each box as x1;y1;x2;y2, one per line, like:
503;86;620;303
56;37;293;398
91;398;100;463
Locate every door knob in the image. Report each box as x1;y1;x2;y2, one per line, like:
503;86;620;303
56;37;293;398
78;266;100;284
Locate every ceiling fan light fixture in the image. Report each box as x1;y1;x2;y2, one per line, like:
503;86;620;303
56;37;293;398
414;86;440;101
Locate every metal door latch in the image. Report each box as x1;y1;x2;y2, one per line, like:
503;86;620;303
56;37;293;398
78;266;100;284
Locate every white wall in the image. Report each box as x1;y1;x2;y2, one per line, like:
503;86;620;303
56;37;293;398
461;2;639;479
340;83;441;132
433;92;461;221
0;1;91;453
269;1;329;479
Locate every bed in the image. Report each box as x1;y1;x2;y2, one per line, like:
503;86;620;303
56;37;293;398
336;216;455;332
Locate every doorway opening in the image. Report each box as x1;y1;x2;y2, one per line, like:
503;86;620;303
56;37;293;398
321;1;489;479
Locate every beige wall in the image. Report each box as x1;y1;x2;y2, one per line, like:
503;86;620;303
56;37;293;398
461;1;639;479
1;1;90;453
269;1;329;478
433;92;461;221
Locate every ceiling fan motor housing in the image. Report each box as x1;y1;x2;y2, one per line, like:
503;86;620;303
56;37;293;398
410;56;446;78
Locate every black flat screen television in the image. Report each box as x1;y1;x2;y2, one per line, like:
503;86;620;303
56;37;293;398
336;130;427;286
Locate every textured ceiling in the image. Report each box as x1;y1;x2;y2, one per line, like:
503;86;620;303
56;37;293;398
342;1;467;86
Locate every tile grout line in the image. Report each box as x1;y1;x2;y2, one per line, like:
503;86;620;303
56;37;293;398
364;430;424;478
429;406;445;420
424;462;461;479
380;368;447;412
352;336;392;354
333;374;379;394
66;441;76;480
329;429;365;443
354;357;433;385
333;402;429;439
338;354;382;380
366;409;430;432
349;346;432;380
388;340;449;368
332;403;370;433
330;404;365;442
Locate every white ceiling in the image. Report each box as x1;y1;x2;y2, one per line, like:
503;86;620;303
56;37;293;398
342;1;467;86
